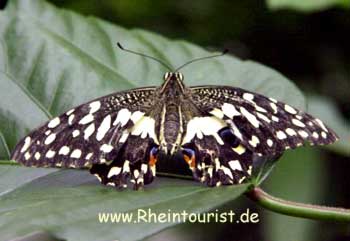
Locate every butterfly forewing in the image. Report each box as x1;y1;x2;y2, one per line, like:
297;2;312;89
190;85;338;157
11;87;156;170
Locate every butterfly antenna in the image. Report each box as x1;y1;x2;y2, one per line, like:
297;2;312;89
174;49;228;72
117;42;172;71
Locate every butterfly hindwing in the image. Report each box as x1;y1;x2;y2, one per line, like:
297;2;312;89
182;132;254;186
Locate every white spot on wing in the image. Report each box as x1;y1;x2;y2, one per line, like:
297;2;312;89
119;132;129;143
134;169;140;178
34;152;41;160
248;135;260;147
113;108;131;127
84;123;95;140
255;105;267;113
44;133;56;145
107;167;121;178
240;107;260;128
72;130;80;138
315;118;328;132
96;115;111;141
284;104;297;114
312;132;319;139
24;152;31;160
298;130;309;138
131;116;158;141
276;130;287;139
59;146;70;155
141;164;148;173
243;93;254;101
256;112;271;123
267;139;273;147
68;114;75;125
130;111;145;123
70;149;82;158
207;167;213;177
45;149;56;158
239;176;246;183
247;165;252;175
292;119;306;127
21;137;31;153
85;152;93;160
228;160;242;171
285;128;297;136
66;109;75;115
222;103;240;118
100;144;113;153
271;116;279;122
89;101;101;114
221;166;233;179
181;116;226;145
79;114;94;125
270;102;278;113
321;131;327;138
123;160;130;173
48;117;60;128
229;121;243;140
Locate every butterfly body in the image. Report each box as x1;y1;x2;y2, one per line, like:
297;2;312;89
11;70;338;189
154;72;188;155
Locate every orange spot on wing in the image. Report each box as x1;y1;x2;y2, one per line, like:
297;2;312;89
149;154;157;166
184;154;196;168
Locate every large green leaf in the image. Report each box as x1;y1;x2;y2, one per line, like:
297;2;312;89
0;0;306;240
0;167;249;241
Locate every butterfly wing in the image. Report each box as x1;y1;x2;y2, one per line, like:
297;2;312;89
181;85;338;186
11;87;159;189
190;85;338;153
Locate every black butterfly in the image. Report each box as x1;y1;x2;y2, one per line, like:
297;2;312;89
11;43;338;190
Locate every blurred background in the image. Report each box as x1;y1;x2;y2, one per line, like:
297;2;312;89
3;0;349;240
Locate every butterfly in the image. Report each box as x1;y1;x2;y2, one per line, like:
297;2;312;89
11;43;339;190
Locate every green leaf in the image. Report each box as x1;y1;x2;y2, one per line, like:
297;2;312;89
0;166;249;241
307;95;350;156
0;0;306;239
266;0;350;12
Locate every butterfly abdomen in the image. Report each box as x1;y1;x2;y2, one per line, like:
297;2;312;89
158;103;184;154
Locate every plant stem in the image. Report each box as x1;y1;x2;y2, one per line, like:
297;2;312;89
246;187;350;222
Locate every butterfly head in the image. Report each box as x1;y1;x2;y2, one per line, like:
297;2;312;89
160;72;186;94
163;72;184;82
